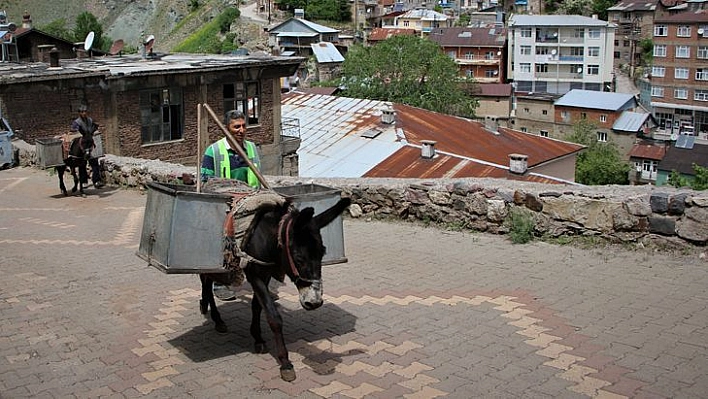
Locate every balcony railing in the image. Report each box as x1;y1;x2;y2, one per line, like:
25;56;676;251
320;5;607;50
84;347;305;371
535;72;584;80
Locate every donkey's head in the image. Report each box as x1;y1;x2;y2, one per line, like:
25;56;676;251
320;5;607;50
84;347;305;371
280;197;351;310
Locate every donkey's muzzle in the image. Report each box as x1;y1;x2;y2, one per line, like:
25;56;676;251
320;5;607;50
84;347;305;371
298;280;323;310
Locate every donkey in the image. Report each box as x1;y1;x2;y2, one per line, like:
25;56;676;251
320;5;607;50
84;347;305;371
55;132;94;196
199;197;351;382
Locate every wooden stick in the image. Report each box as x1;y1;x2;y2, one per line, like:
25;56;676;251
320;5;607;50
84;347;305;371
201;103;270;189
196;103;203;193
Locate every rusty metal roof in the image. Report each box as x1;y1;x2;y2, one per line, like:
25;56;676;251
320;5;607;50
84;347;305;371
368;28;417;42
427;26;506;47
628;142;667;160
282;92;583;183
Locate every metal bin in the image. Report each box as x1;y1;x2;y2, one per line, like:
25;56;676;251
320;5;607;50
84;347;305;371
92;134;104;158
0;131;12;168
273;184;347;265
36;138;64;168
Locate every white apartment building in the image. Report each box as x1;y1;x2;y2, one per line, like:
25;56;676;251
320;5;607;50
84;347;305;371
508;15;616;94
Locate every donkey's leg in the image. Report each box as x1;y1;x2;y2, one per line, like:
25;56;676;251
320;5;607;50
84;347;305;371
56;165;68;196
250;276;295;382
69;163;80;193
77;162;88;195
200;274;227;333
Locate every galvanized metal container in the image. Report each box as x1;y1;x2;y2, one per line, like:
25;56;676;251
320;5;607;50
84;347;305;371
92;134;104;158
0;131;12;168
36;138;64;168
273;184;347;265
137;182;347;274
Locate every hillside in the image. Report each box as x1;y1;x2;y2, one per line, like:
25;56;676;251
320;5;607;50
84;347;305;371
0;0;268;53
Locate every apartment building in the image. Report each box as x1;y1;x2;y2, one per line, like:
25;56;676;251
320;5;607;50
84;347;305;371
607;0;657;70
507;15;616;95
648;9;708;138
428;26;507;82
391;8;451;35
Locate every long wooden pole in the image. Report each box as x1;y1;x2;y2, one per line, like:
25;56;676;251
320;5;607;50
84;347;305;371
196;104;203;193
201;103;270;189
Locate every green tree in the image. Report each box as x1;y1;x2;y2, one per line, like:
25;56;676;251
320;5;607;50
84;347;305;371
38;18;74;42
558;0;592;15
457;13;471;27
567;119;631;185
591;0;615;20
638;38;653;66
74;12;104;49
340;35;478;118
692;164;708;190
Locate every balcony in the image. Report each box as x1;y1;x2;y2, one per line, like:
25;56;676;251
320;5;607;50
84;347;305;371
558;55;584;62
456;57;501;65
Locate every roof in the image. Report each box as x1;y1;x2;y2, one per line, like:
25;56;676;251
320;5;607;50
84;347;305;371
655;9;708;22
659;143;708;174
628;142;667;160
282;92;583;183
607;0;657;12
296;86;340;96
397;9;449;21
509;15;612;27
474;83;513;97
427;27;506;47
268;17;339;34
613;111;654;132
310;42;344;63
368;27;417;42
555;90;637;111
0;53;304;85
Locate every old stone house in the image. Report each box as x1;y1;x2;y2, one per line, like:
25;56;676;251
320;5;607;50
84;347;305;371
0;53;303;176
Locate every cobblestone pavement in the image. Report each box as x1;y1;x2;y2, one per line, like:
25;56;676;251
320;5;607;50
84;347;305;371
1;167;708;399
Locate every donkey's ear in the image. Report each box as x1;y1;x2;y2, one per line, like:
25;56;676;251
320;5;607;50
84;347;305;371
314;197;351;229
295;207;315;228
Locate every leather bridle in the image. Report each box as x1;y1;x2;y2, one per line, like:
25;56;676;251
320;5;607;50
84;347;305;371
278;212;320;286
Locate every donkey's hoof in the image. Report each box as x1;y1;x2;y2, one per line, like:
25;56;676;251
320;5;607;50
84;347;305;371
71;187;77;193
215;322;228;334
61;189;68;196
254;342;267;354
280;365;296;382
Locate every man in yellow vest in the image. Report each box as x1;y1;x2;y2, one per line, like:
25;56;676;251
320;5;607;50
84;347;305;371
201;110;280;301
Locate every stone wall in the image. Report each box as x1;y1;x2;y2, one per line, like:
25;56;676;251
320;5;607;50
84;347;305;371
13;148;708;249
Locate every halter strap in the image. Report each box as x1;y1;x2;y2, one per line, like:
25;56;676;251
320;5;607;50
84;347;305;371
278;211;319;285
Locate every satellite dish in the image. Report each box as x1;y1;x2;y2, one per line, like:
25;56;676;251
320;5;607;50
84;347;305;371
109;39;124;56
6;23;16;32
84;31;95;51
144;34;155;52
551;49;557;55
699;28;705;35
577;67;583;73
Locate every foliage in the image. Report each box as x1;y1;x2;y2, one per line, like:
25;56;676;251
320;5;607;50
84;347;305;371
340;35;478;118
638;38;653;66
506;207;535;244
38;18;74;42
277;0;350;21
557;0;592;15
74;12;108;50
590;0;615;20
567;119;631;185
669;164;708;190
173;7;240;53
189;0;200;12
457;13;471;27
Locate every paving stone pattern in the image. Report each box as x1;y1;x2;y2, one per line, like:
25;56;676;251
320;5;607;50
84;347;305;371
1;167;708;398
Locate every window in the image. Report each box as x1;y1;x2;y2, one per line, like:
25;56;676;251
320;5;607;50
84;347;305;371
614;51;621;59
651;86;665;97
675;67;689;79
677;25;691;37
654;45;667;57
698;46;708;59
485;51;495;60
536;47;550;55
464;51;474;59
536;63;548;73
600;114;607;123
519;63;531;73
652;66;666;77
694;90;708;101
520;45;531;55
587;47;599;57
587;65;599;75
223;81;261;125
520;28;531;37
520;127;528;132
466;69;473;78
696;68;708;81
588;28;601;39
676;45;690;58
540;130;549;137
139;88;183;144
485;69;496;78
447;50;456;59
675;88;688;99
561;111;570;121
597;131;608;142
542;109;548;115
654;25;668;36
574;28;584;38
700;25;708;37
524;107;530;113
623;40;630;47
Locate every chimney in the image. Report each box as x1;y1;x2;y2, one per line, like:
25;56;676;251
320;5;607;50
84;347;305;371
591;14;598;19
421;140;437;159
22;11;31;29
484;116;499;132
294;8;305;18
49;47;60;68
509;153;528;174
381;105;395;124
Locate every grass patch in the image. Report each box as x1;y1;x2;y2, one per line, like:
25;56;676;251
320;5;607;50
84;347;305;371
173;7;240;53
506;207;535;244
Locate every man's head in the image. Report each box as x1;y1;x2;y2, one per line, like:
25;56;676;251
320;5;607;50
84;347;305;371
224;109;247;144
78;104;88;116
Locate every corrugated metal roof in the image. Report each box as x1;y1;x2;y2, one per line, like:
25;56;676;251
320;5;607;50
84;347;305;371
607;0;657;11
655;9;708;22
475;83;513;97
628;143;666;160
368;28;417;41
555;90;637;111
509;15;611;26
659;143;708;173
398;9;449;21
428;27;506;47
310;42;344;63
613;111;651;132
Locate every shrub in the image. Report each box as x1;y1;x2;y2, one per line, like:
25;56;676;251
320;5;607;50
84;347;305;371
507;207;535;244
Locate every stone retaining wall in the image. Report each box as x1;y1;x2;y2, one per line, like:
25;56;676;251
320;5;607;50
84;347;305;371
14;142;708;249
